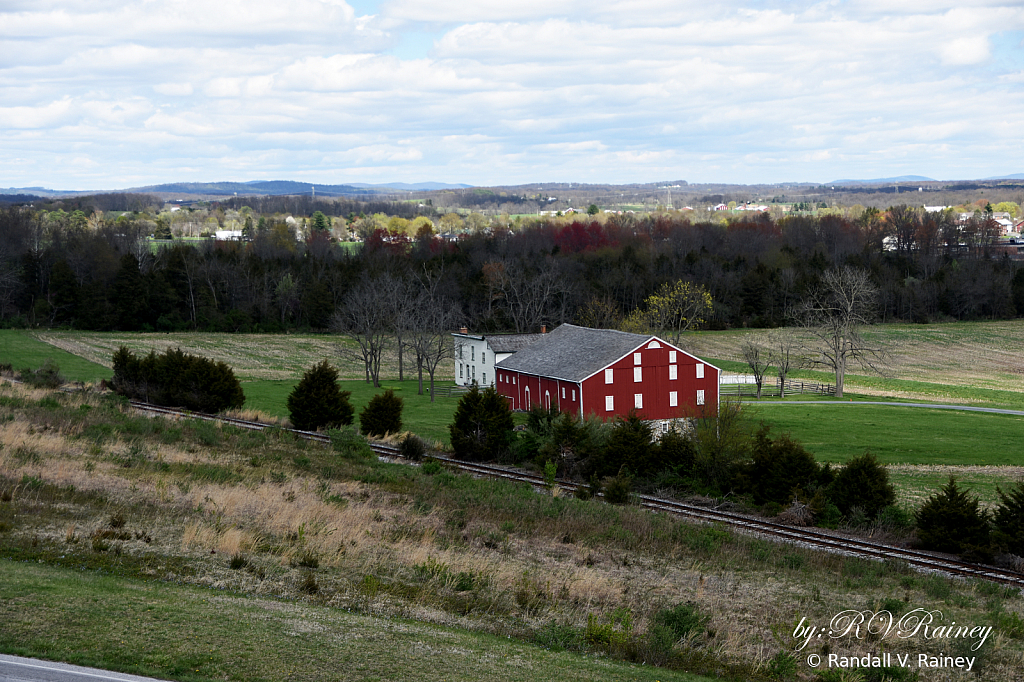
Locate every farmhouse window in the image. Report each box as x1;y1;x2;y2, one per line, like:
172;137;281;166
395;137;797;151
697;390;705;405
471;346;474;361
696;363;704;379
633;367;642;382
669;391;678;407
669;365;677;380
634;394;643;409
605;395;614;411
482;352;486;364
460;364;463;378
669;351;677;363
605;368;614;384
633;352;641;365
483;372;487;385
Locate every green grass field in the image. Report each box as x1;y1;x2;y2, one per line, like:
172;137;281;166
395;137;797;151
0;560;712;682
244;378;462;445
744;403;1024;466
0;330;111;383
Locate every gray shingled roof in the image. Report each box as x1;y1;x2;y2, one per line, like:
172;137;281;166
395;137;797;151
495;324;652;382
487;334;544;353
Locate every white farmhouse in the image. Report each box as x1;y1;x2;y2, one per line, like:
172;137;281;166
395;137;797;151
453;327;546;388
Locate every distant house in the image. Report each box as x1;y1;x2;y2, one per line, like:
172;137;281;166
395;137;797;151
215;230;243;241
494;324;720;424
452;328;546;388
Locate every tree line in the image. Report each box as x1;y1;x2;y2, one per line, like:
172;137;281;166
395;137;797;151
3;204;1024;341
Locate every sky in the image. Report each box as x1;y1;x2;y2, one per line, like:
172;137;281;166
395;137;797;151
2;0;1024;190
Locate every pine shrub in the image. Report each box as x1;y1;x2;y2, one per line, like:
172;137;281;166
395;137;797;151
359;389;403;437
287;361;353;431
449;385;514;461
827;452;896;521
993;479;1024;557
916;476;992;562
110;346;244;413
741;424;823;507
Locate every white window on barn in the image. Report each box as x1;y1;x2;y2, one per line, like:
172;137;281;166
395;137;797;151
605;395;614;411
605;368;614;384
545;391;551;408
561;387;566;399
669;365;677;380
633;367;642;382
513;376;517;385
697;390;705;405
633;352;641;365
647;340;661;349
634;393;643;409
696;363;704;379
572;389;576;401
669;350;677;363
669;391;678;407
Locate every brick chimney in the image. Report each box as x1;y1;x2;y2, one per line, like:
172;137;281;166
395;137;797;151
459;327;468;334
541;325;547;334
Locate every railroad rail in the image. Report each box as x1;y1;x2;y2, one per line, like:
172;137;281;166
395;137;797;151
124;399;1024;589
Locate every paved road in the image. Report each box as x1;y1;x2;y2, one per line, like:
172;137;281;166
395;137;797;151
757;401;1024;416
0;655;168;682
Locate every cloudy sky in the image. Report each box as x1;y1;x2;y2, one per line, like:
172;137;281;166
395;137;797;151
2;0;1023;189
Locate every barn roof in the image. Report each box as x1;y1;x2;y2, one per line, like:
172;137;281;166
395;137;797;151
495;324;654;382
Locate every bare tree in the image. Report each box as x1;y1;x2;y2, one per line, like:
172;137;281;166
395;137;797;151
333;278;392;387
740;334;771;399
411;294;463;402
765;329;800;398
800;267;890;398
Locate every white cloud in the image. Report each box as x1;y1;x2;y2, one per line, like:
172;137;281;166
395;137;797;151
2;1;1024;187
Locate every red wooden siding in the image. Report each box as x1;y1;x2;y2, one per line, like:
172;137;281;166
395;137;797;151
496;337;718;420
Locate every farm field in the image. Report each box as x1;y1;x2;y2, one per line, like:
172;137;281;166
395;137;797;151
0;331;111;383
688;319;1024;403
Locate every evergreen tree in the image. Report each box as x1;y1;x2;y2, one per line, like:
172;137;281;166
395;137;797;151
916;476;992;562
742;425;822;507
449;385;514;461
287;360;353;431
827;452;896;520
110;346;244;413
359;389;403;437
993;479;1024;557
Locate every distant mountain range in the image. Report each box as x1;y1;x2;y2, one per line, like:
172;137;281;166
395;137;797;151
829;175;937;185
0;180;474;199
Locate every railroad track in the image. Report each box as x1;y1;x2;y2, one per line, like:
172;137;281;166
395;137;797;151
125;399;1024;589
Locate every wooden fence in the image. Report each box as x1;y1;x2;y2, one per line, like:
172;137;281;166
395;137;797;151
719;378;835;398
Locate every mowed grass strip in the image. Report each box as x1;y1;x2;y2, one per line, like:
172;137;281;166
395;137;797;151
0;330;111;383
746;403;1024;465
244;378;462;445
0;560;712;682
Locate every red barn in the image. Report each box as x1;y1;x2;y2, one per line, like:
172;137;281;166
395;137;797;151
494;324;719;422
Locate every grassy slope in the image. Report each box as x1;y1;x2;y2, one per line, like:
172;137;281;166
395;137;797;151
0;330;111;383
0;560;710;682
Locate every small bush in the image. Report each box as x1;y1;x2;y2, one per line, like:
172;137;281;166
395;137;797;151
602;472;633;504
229;553;248;570
828;452;896;522
291;551;319;569
18;360;65;389
652;602;707;640
421;460;442;475
328;427;374;459
287;361;354;431
360;389;403;437
399;433;427;461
